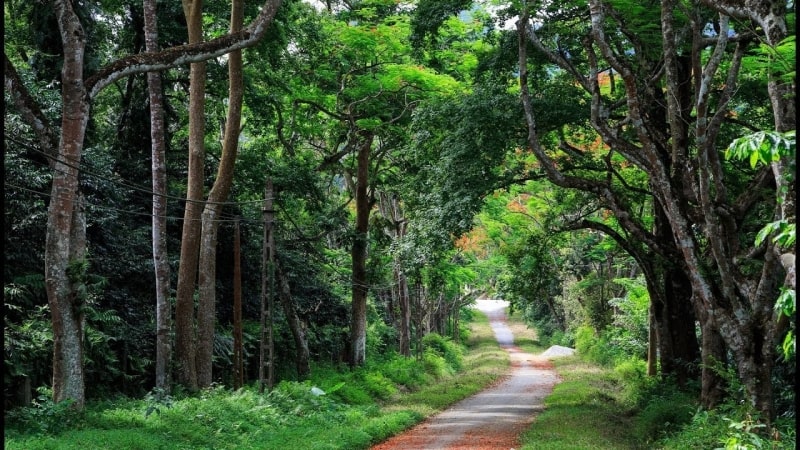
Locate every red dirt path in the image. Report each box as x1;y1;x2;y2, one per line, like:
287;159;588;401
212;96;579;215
370;300;560;450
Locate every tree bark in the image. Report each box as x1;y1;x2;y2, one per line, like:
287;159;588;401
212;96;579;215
349;131;374;367
196;0;245;389
46;0;90;408
276;263;311;379
144;0;172;394
173;0;206;391
233;219;244;389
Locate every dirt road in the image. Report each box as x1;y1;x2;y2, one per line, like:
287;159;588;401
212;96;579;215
371;299;560;450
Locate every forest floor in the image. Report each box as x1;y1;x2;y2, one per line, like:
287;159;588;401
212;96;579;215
371;299;562;450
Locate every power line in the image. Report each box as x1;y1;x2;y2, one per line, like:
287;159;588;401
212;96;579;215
4;182;263;225
4;135;274;208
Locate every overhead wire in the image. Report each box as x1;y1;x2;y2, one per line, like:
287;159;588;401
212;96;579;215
5;136;405;291
4;134;273;208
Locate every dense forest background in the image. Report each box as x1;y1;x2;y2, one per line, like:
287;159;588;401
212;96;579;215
4;0;795;436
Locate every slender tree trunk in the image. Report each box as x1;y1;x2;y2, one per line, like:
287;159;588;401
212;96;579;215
260;180;275;392
196;0;245;389
46;0;90;408
233;219;244;389
398;268;411;357
144;0;172;393
350;131;374;367
647;301;657;376
695;306;727;409
377;192;411;357
276;263;311;379
174;0;206;391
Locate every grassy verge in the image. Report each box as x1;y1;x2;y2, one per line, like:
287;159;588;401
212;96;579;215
508;310;795;450
518;356;644;449
3;309;509;450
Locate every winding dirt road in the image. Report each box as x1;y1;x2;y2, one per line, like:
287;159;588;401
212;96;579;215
371;299;560;450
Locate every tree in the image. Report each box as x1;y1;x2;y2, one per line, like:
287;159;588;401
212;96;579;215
516;0;794;421
5;0;284;408
196;0;246;389
143;0;172;394
282;3;461;366
172;0;208;391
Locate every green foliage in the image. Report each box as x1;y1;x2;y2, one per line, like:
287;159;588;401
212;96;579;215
6;312;506;449
725;129;796;360
574;325;616;366
632;387;697;445
379;356;430;389
421;332;464;372
658;404;796;450
5;387;80;436
143;388;174;419
725;130;795;172
742;36;796;85
606;276;650;359
612;358;651;409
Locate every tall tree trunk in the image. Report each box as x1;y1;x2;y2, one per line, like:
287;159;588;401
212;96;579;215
196;0;245;389
377;192;411;357
397;268;411;357
47;0;90;408
233;219;244;389
658;263;701;385
174;0;206;391
276;263;311;379
695;305;727;409
349;131;374;367
144;0;172;393
260;180;276;392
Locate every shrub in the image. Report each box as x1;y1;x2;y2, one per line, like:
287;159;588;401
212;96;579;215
381;356;429;388
613;357;651;408
634;389;696;444
422;333;463;372
362;371;397;400
422;350;450;379
5;387;82;436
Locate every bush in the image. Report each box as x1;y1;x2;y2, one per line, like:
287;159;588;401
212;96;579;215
421;333;463;372
422;350;450;379
381;356;429;388
634;389;696;444
362;371;397;400
5;388;82;436
657;403;796;450
613;357;651;408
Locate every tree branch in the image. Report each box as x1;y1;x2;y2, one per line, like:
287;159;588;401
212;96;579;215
85;0;283;98
4;54;59;161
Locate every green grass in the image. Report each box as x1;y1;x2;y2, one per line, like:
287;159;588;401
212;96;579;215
519;357;645;450
4;310;509;450
507;309;796;450
505;310;646;449
11;308;791;449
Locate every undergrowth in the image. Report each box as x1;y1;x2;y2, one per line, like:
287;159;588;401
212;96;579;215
4;314;506;450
